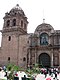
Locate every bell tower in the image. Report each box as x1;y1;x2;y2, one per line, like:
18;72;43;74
1;4;28;66
3;4;28;34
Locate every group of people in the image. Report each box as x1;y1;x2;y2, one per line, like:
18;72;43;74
40;67;59;80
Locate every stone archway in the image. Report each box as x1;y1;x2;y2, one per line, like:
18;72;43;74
39;53;51;67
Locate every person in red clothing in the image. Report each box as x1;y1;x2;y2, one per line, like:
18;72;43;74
46;78;51;80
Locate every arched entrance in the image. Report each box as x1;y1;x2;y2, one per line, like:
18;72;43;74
39;53;51;67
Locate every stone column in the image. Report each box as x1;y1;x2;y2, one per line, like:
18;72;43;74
28;49;31;67
49;36;51;44
59;49;60;66
35;48;37;64
51;53;53;67
38;33;40;46
16;34;19;65
51;49;53;67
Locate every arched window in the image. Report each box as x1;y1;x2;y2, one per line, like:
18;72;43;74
12;19;16;26
8;57;10;61
40;33;49;45
7;20;10;27
23;57;26;61
8;36;11;41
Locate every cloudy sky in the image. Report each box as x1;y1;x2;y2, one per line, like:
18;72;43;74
0;0;60;33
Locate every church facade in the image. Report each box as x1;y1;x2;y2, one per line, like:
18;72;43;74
0;4;60;68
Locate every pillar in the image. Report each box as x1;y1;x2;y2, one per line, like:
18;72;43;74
51;49;53;67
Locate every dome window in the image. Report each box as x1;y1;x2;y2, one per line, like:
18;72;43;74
7;20;10;27
12;19;16;26
40;33;49;45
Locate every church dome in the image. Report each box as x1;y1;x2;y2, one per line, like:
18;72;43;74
10;4;25;15
35;22;54;33
4;4;26;18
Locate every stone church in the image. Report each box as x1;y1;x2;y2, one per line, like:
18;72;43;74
0;4;60;68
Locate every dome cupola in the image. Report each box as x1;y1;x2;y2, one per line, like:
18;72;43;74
35;23;54;33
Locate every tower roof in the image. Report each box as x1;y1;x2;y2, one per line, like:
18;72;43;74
4;4;27;18
10;4;26;16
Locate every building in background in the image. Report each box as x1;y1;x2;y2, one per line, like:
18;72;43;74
0;4;60;68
